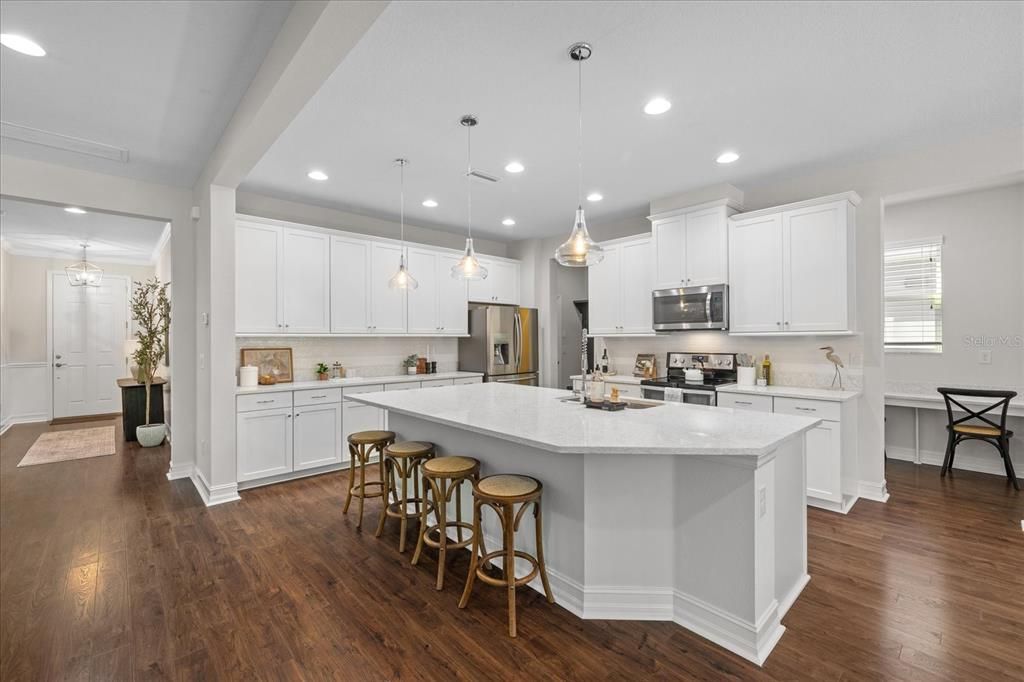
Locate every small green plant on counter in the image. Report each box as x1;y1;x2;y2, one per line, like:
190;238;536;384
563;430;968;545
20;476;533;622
403;354;418;368
316;362;330;379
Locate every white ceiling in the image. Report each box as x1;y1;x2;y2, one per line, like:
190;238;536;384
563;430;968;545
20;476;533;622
0;197;168;264
242;1;1023;241
0;0;291;186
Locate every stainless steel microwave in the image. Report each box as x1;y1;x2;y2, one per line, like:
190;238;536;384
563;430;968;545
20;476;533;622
652;284;729;331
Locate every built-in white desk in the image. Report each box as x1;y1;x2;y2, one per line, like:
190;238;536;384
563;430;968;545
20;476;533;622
884;390;1023;464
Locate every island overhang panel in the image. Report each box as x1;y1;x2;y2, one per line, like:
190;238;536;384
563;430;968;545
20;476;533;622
350;383;817;665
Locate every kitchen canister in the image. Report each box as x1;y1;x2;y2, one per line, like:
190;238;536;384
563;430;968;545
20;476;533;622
737;366;756;386
239;365;259;388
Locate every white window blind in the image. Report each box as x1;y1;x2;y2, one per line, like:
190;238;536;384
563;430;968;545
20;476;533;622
884;237;943;351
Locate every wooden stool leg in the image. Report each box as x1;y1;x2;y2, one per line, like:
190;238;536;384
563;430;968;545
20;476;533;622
398;460;410;552
458;499;482;609
375;457;391;538
503;503;517;637
455;484;464;544
343;443;357;514
435;477;449;589
356;445;368;530
411;474;431;566
534;500;554;603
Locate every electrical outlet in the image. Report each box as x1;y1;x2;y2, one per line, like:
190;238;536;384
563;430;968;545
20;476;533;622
758;486;768;518
979;349;992;365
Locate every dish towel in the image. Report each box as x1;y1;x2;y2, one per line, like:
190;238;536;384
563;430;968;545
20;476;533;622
664;387;683;402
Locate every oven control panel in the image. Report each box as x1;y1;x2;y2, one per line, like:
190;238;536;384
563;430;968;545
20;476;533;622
666;352;735;370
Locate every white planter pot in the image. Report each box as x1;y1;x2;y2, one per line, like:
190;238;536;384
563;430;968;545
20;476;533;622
407;367;417;375
136;423;166;448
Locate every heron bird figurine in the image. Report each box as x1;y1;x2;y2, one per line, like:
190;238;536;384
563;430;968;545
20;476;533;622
820;346;844;389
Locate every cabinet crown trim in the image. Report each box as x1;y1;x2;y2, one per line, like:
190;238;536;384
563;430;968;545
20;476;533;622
728;191;861;222
647;197;744;222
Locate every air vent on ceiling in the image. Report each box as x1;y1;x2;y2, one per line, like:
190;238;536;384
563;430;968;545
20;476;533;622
466;169;499;183
0;121;129;162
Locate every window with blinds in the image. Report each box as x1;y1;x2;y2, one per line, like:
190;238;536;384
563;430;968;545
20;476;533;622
884;237;943;351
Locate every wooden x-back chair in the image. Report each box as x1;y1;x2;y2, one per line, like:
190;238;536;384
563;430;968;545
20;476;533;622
936;387;1018;490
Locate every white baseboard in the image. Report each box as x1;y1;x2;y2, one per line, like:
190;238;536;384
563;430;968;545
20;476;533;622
808;494;859;514
0;412;49;435
673;588;783;666
190;467;240;506
777;573;810;619
166;459;193;480
887;445;1020;480
857;478;890;503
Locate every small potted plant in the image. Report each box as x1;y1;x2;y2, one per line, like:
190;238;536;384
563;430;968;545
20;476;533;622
316;362;330;381
131;278;170;448
403;354;418;375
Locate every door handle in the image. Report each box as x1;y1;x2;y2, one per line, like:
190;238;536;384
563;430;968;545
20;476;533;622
55;362;64;367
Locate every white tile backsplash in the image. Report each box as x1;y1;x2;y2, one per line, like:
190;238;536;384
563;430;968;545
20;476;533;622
236;336;459;382
597;332;863;391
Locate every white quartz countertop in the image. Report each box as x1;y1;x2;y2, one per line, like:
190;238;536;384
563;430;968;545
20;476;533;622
569;374;645;385
717;383;862;402
347;382;819;456
235;371;483;395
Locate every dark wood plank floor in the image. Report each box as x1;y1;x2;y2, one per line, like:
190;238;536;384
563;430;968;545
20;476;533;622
1;419;1022;681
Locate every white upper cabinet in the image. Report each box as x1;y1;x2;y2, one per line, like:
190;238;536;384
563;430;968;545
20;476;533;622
782;201;851;332
369;243;407;333
281;228;330;333
407;248;467;335
436;253;469;335
236;221;282;334
468;258;519;305
728;213;784;333
651;204;732;290
728;193;858;335
588;236;653;336
330;236;371;333
237;217;519;336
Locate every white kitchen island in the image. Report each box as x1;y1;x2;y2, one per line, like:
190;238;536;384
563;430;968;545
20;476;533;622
348;382;819;665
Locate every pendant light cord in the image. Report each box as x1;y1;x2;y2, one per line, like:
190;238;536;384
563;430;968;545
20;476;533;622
399;161;405;247
466;123;473;241
577;51;583;209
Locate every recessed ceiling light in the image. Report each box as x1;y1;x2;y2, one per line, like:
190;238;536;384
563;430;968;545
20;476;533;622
307;170;328;181
0;34;46;57
643;97;671;116
64;207;87;214
502;218;516;227
422;199;438;208
504;161;525;173
716;151;740;164
586;192;603;202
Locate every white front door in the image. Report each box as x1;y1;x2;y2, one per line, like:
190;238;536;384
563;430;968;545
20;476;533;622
51;274;130;418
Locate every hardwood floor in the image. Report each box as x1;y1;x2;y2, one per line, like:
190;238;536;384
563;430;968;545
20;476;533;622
1;419;1022;680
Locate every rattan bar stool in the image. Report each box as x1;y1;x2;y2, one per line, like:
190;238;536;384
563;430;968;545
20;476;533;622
343;430;395;530
458;474;554;637
376;441;436;552
411;456;483;589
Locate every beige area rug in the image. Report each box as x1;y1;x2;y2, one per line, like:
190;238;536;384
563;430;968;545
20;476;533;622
17;426;117;467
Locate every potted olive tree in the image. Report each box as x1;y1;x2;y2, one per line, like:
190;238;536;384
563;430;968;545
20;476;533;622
131;278;171;447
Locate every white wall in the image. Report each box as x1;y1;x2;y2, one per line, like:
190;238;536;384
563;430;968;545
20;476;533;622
236;190;509;257
883;181;1023;476
154;225;172;433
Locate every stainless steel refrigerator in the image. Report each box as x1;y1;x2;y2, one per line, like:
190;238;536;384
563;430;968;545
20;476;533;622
458;304;539;386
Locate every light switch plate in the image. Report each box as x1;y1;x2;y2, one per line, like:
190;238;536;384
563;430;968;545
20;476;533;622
979;349;992;365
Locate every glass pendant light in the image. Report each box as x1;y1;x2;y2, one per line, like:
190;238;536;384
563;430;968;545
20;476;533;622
388;158;418;289
65;243;103;287
555;42;604;268
451;114;488;281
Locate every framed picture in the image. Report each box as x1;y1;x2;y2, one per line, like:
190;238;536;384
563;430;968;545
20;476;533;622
633;353;656;378
240;347;294;383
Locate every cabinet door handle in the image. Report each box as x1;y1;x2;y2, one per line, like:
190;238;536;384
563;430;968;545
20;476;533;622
311;395;326;399
795;406;817;412
735;400;752;405
776;321;781;326
286;414;292;418
257;400;274;404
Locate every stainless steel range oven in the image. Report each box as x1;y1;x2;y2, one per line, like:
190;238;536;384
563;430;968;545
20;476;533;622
652;284;728;331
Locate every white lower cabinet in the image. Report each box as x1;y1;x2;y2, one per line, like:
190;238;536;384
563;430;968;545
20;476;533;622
237;406;293;482
341;400;385;463
717;390;857;513
293;403;343;471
